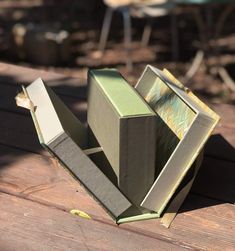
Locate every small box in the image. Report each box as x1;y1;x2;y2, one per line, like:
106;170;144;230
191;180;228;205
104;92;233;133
87;69;156;205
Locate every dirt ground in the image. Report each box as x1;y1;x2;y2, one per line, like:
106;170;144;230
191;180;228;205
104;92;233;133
0;0;235;104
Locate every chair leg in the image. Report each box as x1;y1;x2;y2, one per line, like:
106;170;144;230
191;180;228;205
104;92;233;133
122;8;133;71
99;7;114;52
141;18;153;47
171;12;179;62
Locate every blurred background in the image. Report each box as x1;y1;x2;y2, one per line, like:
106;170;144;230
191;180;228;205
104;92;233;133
0;0;235;104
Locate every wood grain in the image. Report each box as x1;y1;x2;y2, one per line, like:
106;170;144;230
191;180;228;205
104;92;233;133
0;108;234;205
0;81;87;120
0;62;87;99
0;144;234;250
208;127;235;162
0;192;190;251
192;156;235;203
1;87;235;163
212;103;235;128
124;195;235;251
0;144;108;220
0;70;234;163
0;110;45;154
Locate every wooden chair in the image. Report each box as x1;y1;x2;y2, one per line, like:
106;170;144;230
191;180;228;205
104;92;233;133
99;0;176;70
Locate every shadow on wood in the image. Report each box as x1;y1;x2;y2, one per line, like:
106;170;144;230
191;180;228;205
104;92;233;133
192;134;235;204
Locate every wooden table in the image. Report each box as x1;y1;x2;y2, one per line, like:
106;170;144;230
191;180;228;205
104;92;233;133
0;62;234;250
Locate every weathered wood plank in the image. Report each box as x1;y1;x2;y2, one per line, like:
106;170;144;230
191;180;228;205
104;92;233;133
212;104;235;128
0;192;188;251
0;68;234;206
0;62;87;99
0;96;87;154
0;105;234;204
126;195;235;251
206;127;235;162
1;85;235;163
0;0;54;9
0;144;108;220
192;156;235;203
0;144;234;250
0;70;234;151
207;103;235;161
0;63;234;123
0;62;235;250
0;110;46;154
0;83;87;121
1;63;234;162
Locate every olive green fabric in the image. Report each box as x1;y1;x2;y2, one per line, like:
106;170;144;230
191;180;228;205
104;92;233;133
88;69;156;206
25;78;133;219
89;69;154;117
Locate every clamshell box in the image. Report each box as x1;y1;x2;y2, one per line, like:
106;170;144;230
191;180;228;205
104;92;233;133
19;65;219;225
87;69;156;205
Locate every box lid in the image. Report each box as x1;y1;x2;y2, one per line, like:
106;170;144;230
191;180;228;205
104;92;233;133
89;69;154;117
20;78;134;219
135;65;220;214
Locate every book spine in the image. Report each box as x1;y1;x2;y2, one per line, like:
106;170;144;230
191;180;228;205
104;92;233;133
48;132;132;219
119;116;156;206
